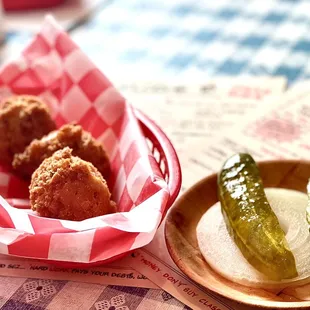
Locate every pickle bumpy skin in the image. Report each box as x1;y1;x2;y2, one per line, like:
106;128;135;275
218;153;297;280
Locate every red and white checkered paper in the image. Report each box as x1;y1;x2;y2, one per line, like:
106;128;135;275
0;16;169;263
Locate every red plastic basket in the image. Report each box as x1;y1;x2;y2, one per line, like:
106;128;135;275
36;108;182;268
135;109;182;216
2;0;65;11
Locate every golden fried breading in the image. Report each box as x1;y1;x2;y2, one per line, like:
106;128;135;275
13;123;110;179
30;147;116;221
0;95;56;165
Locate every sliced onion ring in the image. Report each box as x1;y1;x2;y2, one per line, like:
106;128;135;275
197;188;310;289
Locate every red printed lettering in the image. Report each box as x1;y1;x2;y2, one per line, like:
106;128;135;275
177;281;187;288
229;86;270;100
199;299;221;310
141;258;161;273
183;287;198;298
163;273;178;285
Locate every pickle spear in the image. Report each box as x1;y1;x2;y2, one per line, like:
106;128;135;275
218;153;297;280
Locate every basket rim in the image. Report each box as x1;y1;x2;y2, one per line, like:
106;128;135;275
134;108;182;211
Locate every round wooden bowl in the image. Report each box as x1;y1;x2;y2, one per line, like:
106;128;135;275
165;159;310;309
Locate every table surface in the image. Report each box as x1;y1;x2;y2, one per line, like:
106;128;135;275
5;0;310;84
0;0;309;309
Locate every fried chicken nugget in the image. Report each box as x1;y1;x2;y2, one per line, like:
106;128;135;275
0;95;56;165
30;147;116;221
13;123;110;179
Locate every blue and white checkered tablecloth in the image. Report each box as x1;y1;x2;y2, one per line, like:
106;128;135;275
70;0;310;83
4;0;310;84
1;1;310;309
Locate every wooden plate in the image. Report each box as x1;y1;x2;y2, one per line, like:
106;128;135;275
165;159;310;309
